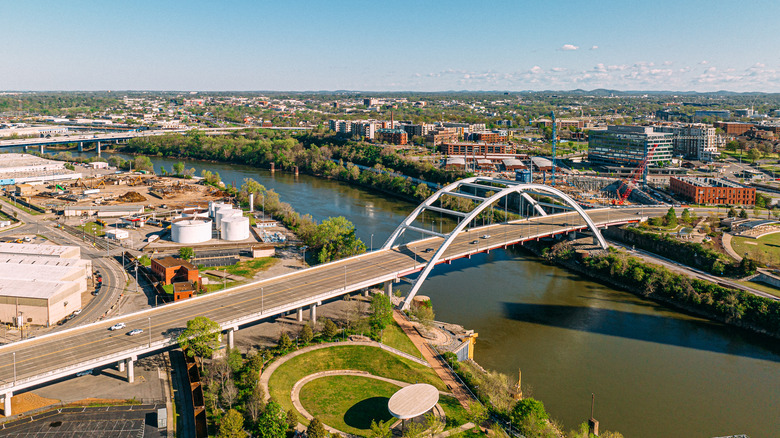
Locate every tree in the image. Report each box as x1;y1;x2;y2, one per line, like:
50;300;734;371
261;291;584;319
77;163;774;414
314;216;366;263
255;401;288;438
369;419;392;438
245;386;265;423
222;380;238;408
133;155;154;172
321;318;338;339
178;246;194;261
510;398;548;431
739;209;749;219
307;418;329;438
285;408;299;431
665;207;677;227
728;207;737;218
368;293;393;332
178;316;221;358
411;302;435;327
277;332;293;351
300;324;314;345
681;208;691;224
172;161;186;175
217;409;245;438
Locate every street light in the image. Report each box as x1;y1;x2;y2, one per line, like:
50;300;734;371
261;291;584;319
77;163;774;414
370;234;374;252
13;352;16;384
148;316;152;347
261;287;264;313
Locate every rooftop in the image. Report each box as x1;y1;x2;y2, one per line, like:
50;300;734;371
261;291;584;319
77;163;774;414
153;256;197;270
0;278;72;300
0;242;79;258
387;383;439;420
675;177;744;189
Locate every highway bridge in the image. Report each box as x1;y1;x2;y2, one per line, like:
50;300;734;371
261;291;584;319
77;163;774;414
0;178;658;414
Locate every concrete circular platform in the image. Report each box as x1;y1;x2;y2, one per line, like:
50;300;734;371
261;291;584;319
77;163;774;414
387;383;439;420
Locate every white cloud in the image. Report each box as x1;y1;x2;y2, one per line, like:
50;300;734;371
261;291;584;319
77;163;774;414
561;44;579;51
590;46;599;50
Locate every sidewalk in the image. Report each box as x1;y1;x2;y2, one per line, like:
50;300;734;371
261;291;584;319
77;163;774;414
392;310;473;408
721;232;743;261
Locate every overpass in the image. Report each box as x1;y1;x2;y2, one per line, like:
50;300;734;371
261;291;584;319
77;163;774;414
0;178;656;415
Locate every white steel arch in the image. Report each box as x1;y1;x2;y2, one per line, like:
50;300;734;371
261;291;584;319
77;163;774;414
382;177;608;310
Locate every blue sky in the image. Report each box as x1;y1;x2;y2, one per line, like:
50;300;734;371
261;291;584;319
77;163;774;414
2;0;779;92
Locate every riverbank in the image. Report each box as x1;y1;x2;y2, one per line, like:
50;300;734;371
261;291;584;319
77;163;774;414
526;237;780;340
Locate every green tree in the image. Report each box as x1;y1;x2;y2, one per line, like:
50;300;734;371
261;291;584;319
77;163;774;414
178;247;194;261
255;401;287;438
300;324;314;345
727;207;737;218
227;348;243;374
277;332;293;351
314;216;366;263
681;208;691;224
466;402;489;426
368;419;392;438
133;155;154;172
665;207;677;227
321;318;338;339
510;398;549;431
369;293;393;332
285;408;299;431
173;161;186;175
178;316;221;358
217;409;245;438
307;417;329;438
739;209;749;219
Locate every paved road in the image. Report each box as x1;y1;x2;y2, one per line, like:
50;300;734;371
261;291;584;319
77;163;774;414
0;207;652;395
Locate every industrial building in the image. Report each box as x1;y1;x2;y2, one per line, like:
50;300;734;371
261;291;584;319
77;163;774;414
150;257;200;301
62;205;145;217
0;243;90;326
0;153;82;186
669;177;756;205
588;125;674;168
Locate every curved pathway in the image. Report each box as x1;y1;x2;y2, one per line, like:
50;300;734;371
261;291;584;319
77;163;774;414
260;339;428;402
291;369;450;437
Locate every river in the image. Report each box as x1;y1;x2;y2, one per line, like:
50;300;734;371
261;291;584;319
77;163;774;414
25;149;780;437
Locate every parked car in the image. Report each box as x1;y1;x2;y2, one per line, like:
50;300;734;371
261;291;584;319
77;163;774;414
127;329;143;336
76;369;93;377
73;309;82;316
109;323;126;331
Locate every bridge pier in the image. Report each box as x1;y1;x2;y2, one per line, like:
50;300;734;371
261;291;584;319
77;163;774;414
96;142;101;157
39;144;44;154
23;145;28;152
384;281;393;298
310;303;317;322
3;392;12;416
126;356;136;383
227;326;237;349
78;141;83;152
118;360;125;372
363;288;370;297
297;307;303;322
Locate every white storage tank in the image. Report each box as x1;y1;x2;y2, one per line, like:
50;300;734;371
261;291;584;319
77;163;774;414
171;217;213;244
182;208;209;219
216;207;241;229
221;216;250;241
210;202;229;218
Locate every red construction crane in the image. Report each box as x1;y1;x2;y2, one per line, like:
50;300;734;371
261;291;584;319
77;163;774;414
614;144;659;205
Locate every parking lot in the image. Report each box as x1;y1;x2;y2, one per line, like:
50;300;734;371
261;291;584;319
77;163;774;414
0;404;165;437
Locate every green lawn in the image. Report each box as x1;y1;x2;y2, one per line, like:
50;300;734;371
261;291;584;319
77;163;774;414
381;321;423;359
731;233;780;267
215;257;276;278
0;196;41;215
738;280;780;299
78;222;105;237
268;345;445;423
299;375;399;435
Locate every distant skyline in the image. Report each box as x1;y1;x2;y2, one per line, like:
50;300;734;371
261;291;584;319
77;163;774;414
2;0;779;92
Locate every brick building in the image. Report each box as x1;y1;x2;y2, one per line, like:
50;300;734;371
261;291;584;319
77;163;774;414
669;177;755;205
441;143;515;155
151;257;201;302
714;121;754;136
472;132;508;144
375;128;408;145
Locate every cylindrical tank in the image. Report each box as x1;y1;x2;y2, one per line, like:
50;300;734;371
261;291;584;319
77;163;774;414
216;207;241;229
210;202;229;218
221;216;250;241
171;217;213;244
182;208;209;219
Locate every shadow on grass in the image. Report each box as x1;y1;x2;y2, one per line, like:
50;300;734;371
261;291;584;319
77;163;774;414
343;396;393;430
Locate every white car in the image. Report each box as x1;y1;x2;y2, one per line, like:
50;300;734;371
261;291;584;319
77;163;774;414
109;323;126;331
481;234;491;239
127;329;143;336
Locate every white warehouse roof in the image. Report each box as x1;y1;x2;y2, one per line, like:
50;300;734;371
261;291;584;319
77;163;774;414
0;242;80;259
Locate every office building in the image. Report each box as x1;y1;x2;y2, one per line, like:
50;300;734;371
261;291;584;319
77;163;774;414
588;125;674;168
654;123;722;161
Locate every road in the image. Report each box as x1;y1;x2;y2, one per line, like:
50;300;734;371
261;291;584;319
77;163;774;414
0;207;649;395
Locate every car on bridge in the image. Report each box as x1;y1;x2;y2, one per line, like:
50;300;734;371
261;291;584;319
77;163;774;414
424;248;434;253
481;234;491;239
109;323;126;331
126;328;143;336
470;240;478;244
76;369;93;377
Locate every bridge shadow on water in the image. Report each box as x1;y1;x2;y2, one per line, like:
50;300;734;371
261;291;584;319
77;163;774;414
500;302;780;363
343;397;393;430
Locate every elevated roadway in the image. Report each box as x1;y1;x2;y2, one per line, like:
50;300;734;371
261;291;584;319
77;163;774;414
0;206;653;414
0;127;242;150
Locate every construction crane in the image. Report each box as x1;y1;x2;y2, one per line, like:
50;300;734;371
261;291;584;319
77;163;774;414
615;143;659;204
550;111;557;186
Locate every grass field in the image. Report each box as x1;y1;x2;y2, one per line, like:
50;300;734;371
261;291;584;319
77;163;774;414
738;280;780;299
78;222;105;237
268;345;445;424
216;257;276;278
380;321;423;359
299;375;399;435
731;233;780;267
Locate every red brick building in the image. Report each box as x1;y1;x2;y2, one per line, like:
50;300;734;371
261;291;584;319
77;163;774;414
669;177;755;205
151;257;200;285
441;143;515;155
473;132;508;144
375;129;408;145
714;121;754;136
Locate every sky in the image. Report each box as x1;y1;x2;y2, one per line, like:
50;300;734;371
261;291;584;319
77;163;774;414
2;0;779;92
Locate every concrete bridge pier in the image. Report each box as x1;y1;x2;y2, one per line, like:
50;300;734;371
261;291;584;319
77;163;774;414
126;356;136;383
297;307;303;322
96;142;102;157
39;144;44;154
363;288;370;297
3;392;12;416
78;141;83;152
227;326;237;349
310;303;317;321
384;281;393;297
118;360;125;372
23;145;28;152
